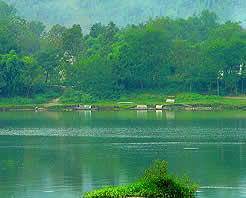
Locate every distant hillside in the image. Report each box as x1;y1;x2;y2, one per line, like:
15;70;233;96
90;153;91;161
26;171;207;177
3;0;246;29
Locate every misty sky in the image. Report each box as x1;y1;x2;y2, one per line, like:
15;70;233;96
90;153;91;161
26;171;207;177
3;0;246;29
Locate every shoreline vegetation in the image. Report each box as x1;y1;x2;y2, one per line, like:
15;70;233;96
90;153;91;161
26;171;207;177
0;2;245;112
84;159;198;198
0;92;245;111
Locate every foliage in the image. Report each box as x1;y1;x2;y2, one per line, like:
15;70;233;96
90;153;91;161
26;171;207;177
60;88;97;103
0;0;245;102
0;86;62;105
84;159;198;198
68;55;121;99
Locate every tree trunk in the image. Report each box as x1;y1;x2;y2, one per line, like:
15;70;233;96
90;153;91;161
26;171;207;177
217;79;220;96
45;72;49;84
140;81;144;89
189;82;192;92
26;86;31;98
209;81;212;94
242;79;244;94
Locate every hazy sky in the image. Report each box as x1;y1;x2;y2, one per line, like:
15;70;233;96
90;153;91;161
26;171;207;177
3;0;246;29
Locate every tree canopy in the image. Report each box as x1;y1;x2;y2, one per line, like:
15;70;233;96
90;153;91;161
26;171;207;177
0;1;245;99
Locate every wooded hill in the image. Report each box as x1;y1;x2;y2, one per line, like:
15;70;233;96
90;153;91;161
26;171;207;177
3;0;246;28
0;1;245;101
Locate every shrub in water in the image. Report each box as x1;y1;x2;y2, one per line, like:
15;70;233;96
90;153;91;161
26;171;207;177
84;159;198;198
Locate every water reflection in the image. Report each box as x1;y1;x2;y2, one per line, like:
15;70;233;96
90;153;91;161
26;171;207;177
0;111;245;198
0;137;245;198
155;110;163;119
166;111;175;120
78;110;92;120
136;110;148;119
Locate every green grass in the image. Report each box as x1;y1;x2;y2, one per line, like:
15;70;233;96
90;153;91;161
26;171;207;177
1;89;245;109
84;160;198;198
60;89;245;109
60;89;167;108
175;93;246;107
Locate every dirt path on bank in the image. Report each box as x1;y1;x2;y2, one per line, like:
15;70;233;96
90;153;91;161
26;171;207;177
43;96;63;107
43;86;67;108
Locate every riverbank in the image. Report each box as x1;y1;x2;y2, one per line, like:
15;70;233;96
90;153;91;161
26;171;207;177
0;93;245;111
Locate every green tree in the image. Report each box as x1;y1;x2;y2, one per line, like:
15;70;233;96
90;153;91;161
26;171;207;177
89;23;107;38
62;24;84;59
0;50;22;96
112;25;171;90
43;24;67;49
204;38;245;95
36;47;62;84
69;55;119;99
16;21;45;55
20;56;44;97
0;1;18;53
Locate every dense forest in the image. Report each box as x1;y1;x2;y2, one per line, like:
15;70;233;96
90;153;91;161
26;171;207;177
0;1;245;102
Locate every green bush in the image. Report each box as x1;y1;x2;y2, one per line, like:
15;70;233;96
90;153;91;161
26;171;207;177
0;97;34;105
84;160;198;198
31;87;61;103
61;88;97;104
0;86;63;105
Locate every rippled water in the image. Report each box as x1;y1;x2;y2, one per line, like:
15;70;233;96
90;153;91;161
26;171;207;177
0;111;245;198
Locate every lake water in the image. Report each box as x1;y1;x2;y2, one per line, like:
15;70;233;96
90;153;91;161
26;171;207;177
0;111;245;198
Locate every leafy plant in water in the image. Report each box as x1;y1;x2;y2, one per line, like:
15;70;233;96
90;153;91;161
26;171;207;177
84;159;198;198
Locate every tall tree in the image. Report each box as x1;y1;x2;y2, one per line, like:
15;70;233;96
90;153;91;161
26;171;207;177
62;24;84;59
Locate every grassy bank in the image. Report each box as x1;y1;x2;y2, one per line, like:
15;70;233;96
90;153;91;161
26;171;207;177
0;91;245;111
59;91;246;110
92;93;245;108
60;89;245;106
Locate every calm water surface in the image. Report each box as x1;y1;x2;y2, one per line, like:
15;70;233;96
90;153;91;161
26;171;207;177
0;111;245;198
